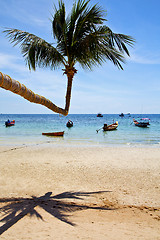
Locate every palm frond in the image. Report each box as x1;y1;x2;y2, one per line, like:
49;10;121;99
65;1;134;68
69;25;130;70
3;0;135;71
67;0;106;59
105;27;135;56
52;0;66;41
74;36;125;70
67;0;90;48
3;28;66;70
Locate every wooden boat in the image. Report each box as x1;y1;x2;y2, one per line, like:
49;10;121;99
97;113;103;117
42;131;64;136
66;120;73;127
5;120;15;127
103;121;118;131
133;119;148;128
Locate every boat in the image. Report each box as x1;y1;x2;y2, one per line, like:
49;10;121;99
66;120;73;127
140;118;150;125
42;131;64;136
97;113;103;117
133;119;148;128
5;119;15;127
103;121;118;131
119;113;124;117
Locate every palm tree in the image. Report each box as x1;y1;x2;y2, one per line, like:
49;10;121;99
1;0;134;116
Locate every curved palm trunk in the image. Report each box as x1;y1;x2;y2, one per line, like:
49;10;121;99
0;72;68;116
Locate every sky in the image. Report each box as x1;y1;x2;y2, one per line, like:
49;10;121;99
0;0;160;114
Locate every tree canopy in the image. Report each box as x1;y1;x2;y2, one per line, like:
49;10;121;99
1;0;134;115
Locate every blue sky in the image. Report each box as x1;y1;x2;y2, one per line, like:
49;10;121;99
0;0;160;114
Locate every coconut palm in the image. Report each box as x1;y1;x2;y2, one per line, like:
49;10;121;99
1;0;134;116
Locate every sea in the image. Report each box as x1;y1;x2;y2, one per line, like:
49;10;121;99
0;114;160;147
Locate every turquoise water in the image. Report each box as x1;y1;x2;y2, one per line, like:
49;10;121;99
0;114;160;147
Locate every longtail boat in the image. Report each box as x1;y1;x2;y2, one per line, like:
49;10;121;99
133;119;148;128
5;120;15;127
103;121;118;131
42;131;64;136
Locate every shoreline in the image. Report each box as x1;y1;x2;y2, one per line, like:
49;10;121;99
1;138;160;149
0;145;160;239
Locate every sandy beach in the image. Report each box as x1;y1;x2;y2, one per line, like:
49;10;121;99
0;145;160;239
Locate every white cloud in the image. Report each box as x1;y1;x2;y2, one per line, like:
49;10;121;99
0;53;27;72
128;51;160;65
0;0;51;30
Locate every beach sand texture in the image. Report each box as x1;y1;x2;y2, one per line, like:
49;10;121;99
0;145;160;239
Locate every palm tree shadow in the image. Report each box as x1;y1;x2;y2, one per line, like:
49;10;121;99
0;190;114;235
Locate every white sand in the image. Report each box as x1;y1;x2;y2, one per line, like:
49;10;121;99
0;145;160;239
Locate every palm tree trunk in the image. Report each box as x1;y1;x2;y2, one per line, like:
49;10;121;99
63;65;77;114
0;72;68;116
65;75;73;114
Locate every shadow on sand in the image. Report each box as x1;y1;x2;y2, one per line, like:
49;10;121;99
0;190;115;235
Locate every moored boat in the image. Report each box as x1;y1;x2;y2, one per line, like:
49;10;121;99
42;131;64;136
119;113;124;117
140;118;150;125
5;119;15;127
103;121;118;131
66;120;73;127
97;113;103;117
133;119;148;128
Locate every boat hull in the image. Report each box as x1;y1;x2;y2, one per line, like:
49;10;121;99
135;123;148;128
42;131;64;136
103;122;118;131
97;113;103;117
103;126;118;131
66;121;73;127
133;119;148;128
